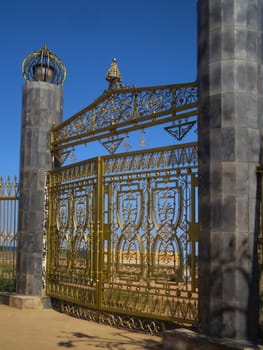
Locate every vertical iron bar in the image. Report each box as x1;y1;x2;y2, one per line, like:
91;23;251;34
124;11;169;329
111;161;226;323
90;220;94;284
190;173;196;291
104;184;111;280
96;157;104;312
46;173;52;291
13;194;17;278
146;175;151;286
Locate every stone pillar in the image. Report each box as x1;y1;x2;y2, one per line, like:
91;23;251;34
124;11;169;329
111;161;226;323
198;0;261;342
16;80;63;295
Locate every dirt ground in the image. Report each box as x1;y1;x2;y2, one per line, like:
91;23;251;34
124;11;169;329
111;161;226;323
0;304;163;350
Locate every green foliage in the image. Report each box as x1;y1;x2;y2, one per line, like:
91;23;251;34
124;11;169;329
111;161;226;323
0;264;16;292
0;278;16;293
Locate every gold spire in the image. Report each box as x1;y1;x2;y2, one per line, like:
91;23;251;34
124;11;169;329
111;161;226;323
105;58;122;89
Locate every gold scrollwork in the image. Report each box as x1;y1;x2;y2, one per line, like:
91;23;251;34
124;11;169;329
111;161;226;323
47;144;199;332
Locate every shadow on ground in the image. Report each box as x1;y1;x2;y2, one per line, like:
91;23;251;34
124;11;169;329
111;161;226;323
57;330;163;349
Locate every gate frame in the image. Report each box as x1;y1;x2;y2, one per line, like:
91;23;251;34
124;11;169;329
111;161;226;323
46;75;199;334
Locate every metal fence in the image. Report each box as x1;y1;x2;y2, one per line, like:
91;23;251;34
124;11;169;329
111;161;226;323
0;176;19;292
46;143;199;333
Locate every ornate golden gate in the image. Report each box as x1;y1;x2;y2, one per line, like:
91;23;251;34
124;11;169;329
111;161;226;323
46;62;199;333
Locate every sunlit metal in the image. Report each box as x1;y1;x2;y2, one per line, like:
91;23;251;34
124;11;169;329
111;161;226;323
139;129;146;146
0;176;19;292
105;58;122;90
100;136;125;154
46;144;199;332
51;82;198;163
47;66;199;332
22;44;66;85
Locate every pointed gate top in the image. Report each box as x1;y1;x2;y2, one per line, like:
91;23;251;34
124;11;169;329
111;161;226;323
105;58;122;89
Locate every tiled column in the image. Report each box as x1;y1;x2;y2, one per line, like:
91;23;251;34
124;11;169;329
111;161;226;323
198;0;262;341
16;81;63;295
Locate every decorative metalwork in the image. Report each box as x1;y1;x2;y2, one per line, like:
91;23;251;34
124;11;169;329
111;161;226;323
123;134;131;151
103;143;198;174
51;82;198;163
165;120;196;141
47;65;199;332
100;136;125;154
105;58;122;90
52;298;165;334
22;44;66;85
139;129;147;147
46;144;199;331
42;177;49;289
0;176;19;292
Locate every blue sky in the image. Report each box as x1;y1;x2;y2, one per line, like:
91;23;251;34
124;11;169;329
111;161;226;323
0;0;197;179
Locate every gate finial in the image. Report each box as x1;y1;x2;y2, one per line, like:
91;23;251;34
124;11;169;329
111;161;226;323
105;57;122;89
22;44;66;86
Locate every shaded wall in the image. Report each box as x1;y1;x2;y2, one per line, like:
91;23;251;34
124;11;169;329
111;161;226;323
198;0;262;341
16;81;63;295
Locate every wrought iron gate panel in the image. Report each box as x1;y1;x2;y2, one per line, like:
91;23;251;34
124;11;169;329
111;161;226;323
46;160;99;309
47;143;199;330
101;143;198;325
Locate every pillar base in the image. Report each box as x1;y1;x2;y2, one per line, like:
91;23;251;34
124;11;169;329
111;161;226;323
162;328;263;350
0;293;51;309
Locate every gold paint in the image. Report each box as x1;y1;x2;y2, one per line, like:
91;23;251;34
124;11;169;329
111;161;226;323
47;75;199;332
46;145;199;329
